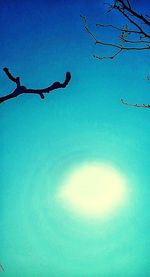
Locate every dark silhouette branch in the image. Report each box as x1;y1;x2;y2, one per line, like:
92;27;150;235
93;49;123;60
115;4;150;38
121;98;150;108
96;23;141;35
81;0;150;59
3;67;21;86
0;68;71;104
81;14;150;61
115;0;150;27
121;76;150;107
81;0;150;108
126;0;131;10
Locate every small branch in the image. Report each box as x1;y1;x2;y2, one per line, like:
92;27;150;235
96;24;150;44
104;3;114;13
0;263;4;272
119;37;150;44
81;15;150;59
26;72;71;94
115;6;150;38
94;39;150;51
116;6;150;38
116;0;150;27
93;49;123;60
121;98;150;108
96;23;141;35
3;67;21;87
81;12;150;60
81;2;150;109
0;69;71;104
126;0;131;10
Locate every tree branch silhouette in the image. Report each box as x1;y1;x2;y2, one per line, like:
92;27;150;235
121;98;150;108
81;0;150;108
0;68;71;104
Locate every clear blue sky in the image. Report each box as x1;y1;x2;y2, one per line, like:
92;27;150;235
0;1;150;276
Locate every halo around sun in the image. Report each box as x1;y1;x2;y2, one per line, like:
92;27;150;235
56;163;128;219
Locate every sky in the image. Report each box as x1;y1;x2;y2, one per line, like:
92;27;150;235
0;0;150;276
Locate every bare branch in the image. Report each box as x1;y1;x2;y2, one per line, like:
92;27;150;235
94;39;150;51
3;67;21;86
81;0;150;61
81;14;150;60
0;69;71;104
119;37;150;44
81;1;150;109
96;23;141;35
116;5;150;38
116;0;150;27
93;49;123;60
121;99;150;108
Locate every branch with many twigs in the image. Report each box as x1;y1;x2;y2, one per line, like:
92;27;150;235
0;68;71;104
80;13;150;61
81;0;150;108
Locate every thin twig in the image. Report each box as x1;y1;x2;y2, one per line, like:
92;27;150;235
119;37;150;44
121;99;150;108
82;16;150;56
96;23;141;34
93;49;123;60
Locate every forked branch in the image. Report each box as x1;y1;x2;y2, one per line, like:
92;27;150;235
81;0;150;108
0;68;71;104
81;13;150;61
81;0;150;60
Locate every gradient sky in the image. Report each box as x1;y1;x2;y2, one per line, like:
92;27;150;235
0;1;150;276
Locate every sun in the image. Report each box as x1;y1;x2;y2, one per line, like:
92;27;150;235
56;163;128;219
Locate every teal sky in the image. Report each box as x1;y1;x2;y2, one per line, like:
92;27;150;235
0;1;150;276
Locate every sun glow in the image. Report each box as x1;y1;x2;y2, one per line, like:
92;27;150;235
57;163;128;219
